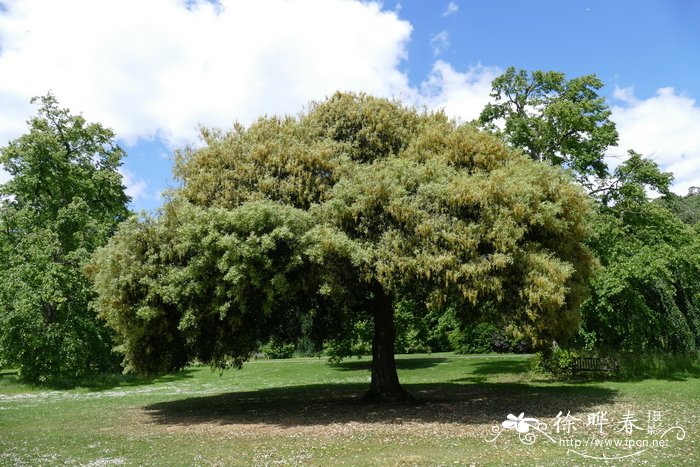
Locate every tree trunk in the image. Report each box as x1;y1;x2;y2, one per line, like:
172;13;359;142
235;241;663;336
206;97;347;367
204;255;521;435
41;301;57;325
363;282;413;403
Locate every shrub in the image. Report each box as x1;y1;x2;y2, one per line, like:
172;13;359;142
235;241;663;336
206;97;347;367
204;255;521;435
614;352;700;380
260;340;296;359
530;347;578;375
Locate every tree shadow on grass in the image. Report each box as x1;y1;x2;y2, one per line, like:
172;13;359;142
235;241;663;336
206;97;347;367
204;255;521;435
80;368;198;392
142;380;617;429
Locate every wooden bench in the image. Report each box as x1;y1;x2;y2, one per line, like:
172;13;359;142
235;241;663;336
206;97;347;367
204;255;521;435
572;357;618;374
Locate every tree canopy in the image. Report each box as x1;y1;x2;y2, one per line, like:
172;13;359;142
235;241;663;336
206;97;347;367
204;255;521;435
582;201;700;353
91;93;595;401
0;94;130;382
576;150;700;353
478;67;618;185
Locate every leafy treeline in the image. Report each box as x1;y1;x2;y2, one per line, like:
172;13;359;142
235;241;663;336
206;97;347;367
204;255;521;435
1;68;699;389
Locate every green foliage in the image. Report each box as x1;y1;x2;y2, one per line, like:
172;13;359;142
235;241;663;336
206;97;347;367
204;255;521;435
323;319;373;364
393;299;431;354
614;352;700;380
591;150;673;207
318;299;447;359
581;203;700;353
479;67;618;184
293;314;323;357
656;189;700;225
91;92;595;382
448;319;531;354
449;322;498;354
530;347;578;375
0;94;129;382
260;339;296;359
570;325;599;353
423;306;458;352
532;349;700;380
574;145;700;355
90;200;317;374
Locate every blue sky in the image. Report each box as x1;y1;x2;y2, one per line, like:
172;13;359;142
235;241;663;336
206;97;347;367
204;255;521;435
404;0;699;98
1;0;699;211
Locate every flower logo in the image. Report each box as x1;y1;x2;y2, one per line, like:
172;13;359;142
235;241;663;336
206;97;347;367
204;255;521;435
502;413;540;433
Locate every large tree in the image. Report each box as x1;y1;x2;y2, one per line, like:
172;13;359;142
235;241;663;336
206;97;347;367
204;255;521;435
91;93;594;401
478;67;619;186
0;94;130;382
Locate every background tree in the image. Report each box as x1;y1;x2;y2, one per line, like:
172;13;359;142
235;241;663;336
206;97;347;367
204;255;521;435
589;150;674;208
578;150;699;353
656;188;700;225
0;94;130;382
91;93;595;401
479;68;700;358
581;201;700;353
478;67;618;186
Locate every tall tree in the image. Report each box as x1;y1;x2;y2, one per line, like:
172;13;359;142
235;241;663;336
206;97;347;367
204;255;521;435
0;94;130;382
91;93;594;401
478;67;619;186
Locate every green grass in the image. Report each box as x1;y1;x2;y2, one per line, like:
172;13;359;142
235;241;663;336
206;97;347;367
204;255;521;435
1;354;698;466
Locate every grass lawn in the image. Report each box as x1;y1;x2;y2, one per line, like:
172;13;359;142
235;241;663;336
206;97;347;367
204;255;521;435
1;353;698;466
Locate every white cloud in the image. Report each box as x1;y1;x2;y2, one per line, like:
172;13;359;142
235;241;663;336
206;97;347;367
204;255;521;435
442;1;458;17
4;0;698;206
0;0;503;166
611;86;700;195
0;0;506;210
0;0;413;148
430;30;450;56
118;168;149;202
0;167;10;185
420;61;500;122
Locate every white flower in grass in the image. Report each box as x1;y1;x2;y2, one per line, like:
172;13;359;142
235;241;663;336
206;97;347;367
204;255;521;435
502;413;539;433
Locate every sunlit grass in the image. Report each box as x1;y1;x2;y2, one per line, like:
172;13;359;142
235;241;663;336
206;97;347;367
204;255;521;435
1;353;698;465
